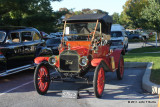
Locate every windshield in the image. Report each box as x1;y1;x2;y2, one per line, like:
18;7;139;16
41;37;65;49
0;31;6;42
111;31;122;37
64;22;100;41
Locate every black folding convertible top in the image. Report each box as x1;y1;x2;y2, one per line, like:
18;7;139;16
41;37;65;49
64;14;113;24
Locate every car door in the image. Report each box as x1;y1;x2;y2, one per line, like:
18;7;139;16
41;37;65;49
5;32;25;70
21;31;43;65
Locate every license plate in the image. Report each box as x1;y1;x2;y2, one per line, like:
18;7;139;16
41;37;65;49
62;90;79;99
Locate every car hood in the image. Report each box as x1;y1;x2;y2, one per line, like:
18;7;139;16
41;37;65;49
70;46;89;57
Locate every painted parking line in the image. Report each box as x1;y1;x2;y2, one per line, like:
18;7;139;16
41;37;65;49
0;80;33;96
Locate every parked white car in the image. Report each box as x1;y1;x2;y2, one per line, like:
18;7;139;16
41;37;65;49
110;24;128;54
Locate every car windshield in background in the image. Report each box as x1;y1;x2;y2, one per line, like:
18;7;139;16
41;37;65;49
65;22;100;41
111;31;123;37
0;31;6;42
46;38;61;45
125;31;130;35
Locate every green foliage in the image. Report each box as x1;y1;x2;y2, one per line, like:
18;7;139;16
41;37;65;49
122;0;148;28
0;0;64;33
112;12;120;24
141;0;160;31
65;8;108;19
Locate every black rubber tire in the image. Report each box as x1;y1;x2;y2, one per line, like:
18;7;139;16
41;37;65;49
34;63;50;95
125;43;128;52
116;55;124;80
93;62;105;98
121;48;125;55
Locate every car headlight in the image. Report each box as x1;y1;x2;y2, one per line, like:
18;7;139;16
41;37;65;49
48;55;57;65
79;56;88;66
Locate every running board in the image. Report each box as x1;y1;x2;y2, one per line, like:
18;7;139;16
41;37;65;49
0;64;35;77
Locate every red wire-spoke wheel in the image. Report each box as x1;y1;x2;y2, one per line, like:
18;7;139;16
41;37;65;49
93;63;105;98
34;63;50;95
116;55;124;80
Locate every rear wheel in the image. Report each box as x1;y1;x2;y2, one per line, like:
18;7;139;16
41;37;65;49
116;55;124;80
93;63;105;98
34;63;50;95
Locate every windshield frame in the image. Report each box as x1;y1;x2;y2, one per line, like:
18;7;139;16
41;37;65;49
0;31;6;42
62;20;101;43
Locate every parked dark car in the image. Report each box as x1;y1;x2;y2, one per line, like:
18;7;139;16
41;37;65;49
126;31;142;40
0;26;52;76
46;37;68;55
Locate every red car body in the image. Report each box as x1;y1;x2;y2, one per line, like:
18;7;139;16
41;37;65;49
34;14;124;98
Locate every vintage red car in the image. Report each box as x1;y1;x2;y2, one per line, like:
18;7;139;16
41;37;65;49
34;14;124;98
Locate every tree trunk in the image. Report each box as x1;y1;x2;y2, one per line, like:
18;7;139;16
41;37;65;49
158;32;160;40
158;32;160;46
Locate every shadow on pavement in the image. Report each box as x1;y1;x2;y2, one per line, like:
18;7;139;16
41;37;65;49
0;68;159;101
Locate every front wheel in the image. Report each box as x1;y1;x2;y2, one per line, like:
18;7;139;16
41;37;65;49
93;63;105;98
34;63;50;95
125;43;128;52
116;55;124;80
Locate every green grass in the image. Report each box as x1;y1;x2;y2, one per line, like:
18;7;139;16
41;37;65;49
128;46;160;53
148;35;156;41
124;47;160;84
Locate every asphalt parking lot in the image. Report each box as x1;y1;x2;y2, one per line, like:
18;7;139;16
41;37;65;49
0;42;159;107
0;67;158;107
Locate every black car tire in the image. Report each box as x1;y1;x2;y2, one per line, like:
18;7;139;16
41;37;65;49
125;43;128;52
116;55;124;80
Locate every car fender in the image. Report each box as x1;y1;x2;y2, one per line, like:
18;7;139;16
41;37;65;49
91;59;112;72
91;58;103;67
0;55;7;73
34;57;50;64
110;49;122;69
35;46;53;57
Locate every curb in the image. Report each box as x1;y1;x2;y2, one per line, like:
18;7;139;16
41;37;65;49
125;62;160;94
124;62;148;68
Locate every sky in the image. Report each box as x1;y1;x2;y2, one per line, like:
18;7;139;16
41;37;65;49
51;0;128;15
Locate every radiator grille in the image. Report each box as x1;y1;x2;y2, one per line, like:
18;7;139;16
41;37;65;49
60;55;79;72
111;40;122;46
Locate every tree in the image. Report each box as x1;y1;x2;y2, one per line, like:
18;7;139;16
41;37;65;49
112;12;120;24
92;9;108;14
141;0;160;40
122;0;148;28
64;8;108;19
0;0;62;33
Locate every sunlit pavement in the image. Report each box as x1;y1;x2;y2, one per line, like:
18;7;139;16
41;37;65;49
128;41;160;50
0;68;158;107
